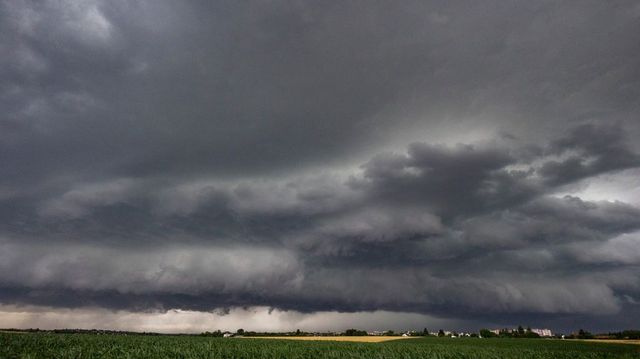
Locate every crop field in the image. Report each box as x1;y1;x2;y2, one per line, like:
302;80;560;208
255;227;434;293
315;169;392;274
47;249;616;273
245;335;410;342
1;332;640;358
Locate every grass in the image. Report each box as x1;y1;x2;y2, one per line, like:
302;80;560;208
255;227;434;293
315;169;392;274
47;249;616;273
1;332;639;358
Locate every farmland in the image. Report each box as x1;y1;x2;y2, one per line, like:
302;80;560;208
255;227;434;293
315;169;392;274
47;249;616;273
243;335;411;342
2;332;640;358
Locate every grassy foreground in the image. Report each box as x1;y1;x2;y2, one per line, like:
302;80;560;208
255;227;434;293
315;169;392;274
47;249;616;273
1;332;639;358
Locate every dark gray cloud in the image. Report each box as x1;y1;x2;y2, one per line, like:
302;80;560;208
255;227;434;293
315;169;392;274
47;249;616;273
1;0;640;333
540;123;640;186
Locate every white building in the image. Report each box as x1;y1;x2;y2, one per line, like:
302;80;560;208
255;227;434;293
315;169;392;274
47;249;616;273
531;328;553;337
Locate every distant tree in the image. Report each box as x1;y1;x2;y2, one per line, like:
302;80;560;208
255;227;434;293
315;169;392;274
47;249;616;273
296;329;301;335
622;330;640;339
423;328;429;336
517;326;525;335
236;329;244;335
577;329;593;339
480;329;497;338
438;329;445;337
201;330;223;337
499;328;514;338
344;329;367;336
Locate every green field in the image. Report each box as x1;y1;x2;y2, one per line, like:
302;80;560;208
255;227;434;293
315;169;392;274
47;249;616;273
1;333;639;358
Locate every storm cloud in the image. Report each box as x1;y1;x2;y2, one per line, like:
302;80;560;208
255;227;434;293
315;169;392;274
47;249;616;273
1;0;640;333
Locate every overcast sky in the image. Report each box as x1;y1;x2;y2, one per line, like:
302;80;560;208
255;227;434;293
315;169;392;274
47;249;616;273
1;0;640;334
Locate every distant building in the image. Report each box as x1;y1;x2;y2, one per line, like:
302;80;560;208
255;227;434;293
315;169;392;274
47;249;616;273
531;328;553;337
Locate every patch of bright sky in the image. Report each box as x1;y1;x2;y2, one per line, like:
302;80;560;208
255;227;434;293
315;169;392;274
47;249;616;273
0;305;488;333
551;168;640;206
